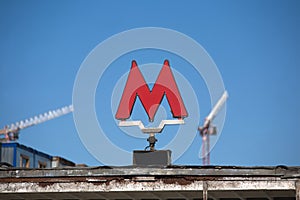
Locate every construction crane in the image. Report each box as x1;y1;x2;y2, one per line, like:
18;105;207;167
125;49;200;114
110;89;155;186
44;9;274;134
199;91;228;165
0;105;73;142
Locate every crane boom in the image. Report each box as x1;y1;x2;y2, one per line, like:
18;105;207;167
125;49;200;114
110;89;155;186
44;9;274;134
199;91;228;165
0;105;73;142
204;91;228;128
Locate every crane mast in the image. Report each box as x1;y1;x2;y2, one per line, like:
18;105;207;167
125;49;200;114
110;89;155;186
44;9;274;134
0;105;73;142
199;91;228;165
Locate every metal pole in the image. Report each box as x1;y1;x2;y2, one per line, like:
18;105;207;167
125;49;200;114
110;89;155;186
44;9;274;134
203;181;208;200
296;180;300;200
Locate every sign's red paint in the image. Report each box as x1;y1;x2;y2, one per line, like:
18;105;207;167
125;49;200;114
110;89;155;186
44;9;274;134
115;60;188;122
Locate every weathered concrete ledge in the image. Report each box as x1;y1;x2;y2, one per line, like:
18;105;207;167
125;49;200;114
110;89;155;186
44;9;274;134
0;166;299;200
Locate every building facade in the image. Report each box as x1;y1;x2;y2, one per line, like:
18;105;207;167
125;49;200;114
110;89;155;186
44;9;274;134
0;142;75;168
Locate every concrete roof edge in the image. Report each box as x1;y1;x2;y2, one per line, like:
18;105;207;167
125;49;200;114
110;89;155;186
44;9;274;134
0;165;300;179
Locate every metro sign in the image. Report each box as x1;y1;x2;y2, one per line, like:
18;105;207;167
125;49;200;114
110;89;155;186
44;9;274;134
73;27;227;165
115;60;188;122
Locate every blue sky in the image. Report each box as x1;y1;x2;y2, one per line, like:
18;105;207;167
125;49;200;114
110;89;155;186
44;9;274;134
0;0;299;166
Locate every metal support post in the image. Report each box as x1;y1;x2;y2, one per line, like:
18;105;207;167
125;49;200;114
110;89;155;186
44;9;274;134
296;180;300;200
203;181;208;200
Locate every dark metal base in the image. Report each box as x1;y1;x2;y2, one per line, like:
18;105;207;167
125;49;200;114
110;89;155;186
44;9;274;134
133;150;172;167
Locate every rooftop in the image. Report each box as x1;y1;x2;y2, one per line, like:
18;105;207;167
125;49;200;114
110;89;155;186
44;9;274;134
0;165;299;199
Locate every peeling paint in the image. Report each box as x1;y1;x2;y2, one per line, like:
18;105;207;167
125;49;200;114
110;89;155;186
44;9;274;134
0;166;299;199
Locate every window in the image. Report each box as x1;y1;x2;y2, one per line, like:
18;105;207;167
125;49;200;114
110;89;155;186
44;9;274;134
20;154;30;168
38;161;47;168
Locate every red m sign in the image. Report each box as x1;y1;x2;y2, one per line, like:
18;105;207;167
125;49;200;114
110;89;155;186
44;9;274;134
115;60;188;122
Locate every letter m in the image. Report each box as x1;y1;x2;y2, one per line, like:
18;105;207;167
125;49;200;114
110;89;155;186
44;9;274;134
115;60;188;122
